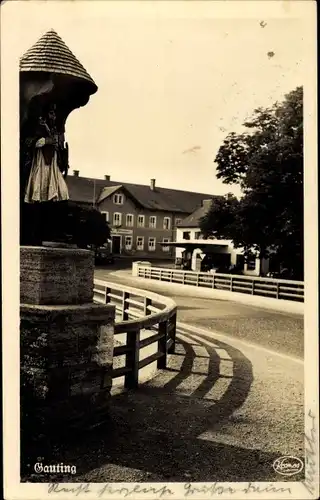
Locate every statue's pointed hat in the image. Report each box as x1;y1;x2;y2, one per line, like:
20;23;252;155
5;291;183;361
19;29;97;95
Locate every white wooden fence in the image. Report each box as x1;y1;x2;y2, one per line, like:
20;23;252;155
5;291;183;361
93;279;177;388
134;264;304;302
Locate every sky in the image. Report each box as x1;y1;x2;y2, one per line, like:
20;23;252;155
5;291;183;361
1;1;312;196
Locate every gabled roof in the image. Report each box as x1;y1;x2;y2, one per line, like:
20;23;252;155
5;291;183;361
66;175;216;214
97;185;123;204
20;29;97;95
177;199;217;227
97;184;145;208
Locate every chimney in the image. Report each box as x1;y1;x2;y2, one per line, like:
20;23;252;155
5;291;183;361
73;170;79;177
150;178;156;191
202;199;212;210
104;175;110;181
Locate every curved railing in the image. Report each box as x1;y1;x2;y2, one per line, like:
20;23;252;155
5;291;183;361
93;279;177;389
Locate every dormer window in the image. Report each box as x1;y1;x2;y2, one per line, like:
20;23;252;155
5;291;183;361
113;193;124;205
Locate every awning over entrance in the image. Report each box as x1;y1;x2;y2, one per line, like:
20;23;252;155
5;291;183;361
159;242;228;252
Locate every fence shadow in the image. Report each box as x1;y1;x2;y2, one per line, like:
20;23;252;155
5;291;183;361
22;330;298;483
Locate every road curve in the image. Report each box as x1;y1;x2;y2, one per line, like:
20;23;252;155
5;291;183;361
91;268;304;477
95;268;304;359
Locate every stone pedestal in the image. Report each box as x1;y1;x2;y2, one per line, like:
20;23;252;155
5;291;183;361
20;246;115;444
20;246;94;305
21;303;114;434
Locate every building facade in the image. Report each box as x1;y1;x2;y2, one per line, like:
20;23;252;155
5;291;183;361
173;199;269;276
66;172;214;259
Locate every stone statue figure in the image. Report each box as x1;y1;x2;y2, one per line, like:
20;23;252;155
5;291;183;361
20;100;70;245
19;28;98;246
23;103;69;203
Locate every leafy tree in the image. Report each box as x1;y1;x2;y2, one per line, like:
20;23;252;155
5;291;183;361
200;87;303;278
64;202;111;248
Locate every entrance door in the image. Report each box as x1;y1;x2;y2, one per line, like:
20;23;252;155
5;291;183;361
236;254;245;271
112;235;121;255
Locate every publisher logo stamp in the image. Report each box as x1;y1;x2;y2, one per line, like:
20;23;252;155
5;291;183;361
273;456;304;476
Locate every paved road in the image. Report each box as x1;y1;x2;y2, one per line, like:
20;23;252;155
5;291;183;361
32;266;303;483
95;267;304;359
52;266;301;482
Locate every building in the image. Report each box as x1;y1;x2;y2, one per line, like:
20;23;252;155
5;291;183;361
66;171;215;259
166;199;269;276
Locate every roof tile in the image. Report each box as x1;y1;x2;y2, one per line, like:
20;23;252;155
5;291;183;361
66;175;216;214
20;29;97;94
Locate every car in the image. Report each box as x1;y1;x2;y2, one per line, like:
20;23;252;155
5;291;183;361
93;245;114;265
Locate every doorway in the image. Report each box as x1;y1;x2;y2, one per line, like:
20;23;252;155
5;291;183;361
236;254;245;271
111;235;121;255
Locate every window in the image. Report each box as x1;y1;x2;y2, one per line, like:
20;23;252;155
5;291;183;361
138;215;145;227
194;231;201;240
162;238;170;252
163;217;171;230
175;218;182;226
136;236;144;251
183;231;191;240
113;193;124;205
149;216;157;228
126;214;134;227
148;237;156;251
101;211;109;222
113;212;122;226
246;257;256;271
125;236;132;250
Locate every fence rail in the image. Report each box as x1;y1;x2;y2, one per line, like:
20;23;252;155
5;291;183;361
93;279;177;388
135;265;304;302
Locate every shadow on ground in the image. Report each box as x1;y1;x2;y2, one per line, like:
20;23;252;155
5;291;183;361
21;332;303;483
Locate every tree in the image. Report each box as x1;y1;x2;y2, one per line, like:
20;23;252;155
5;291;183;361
64;202;111;248
200;87;303;278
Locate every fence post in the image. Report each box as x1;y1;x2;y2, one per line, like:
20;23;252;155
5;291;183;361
105;287;111;304
157;320;168;369
276;282;280;299
212;274;215;289
196;273;200;287
230;276;233;292
251;280;255;295
182;271;185;285
144;297;151;316
124;328;140;389
122;291;129;320
168;312;177;354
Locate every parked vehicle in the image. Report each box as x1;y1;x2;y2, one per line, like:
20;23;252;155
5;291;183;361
92;244;114;265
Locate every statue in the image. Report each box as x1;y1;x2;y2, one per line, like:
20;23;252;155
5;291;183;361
21;100;71;244
19;28;98;245
20;100;70;244
24;103;69;203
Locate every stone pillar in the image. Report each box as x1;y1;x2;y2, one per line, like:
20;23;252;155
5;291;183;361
20;246;115;445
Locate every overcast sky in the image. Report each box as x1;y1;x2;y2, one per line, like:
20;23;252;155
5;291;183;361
2;1;312;196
